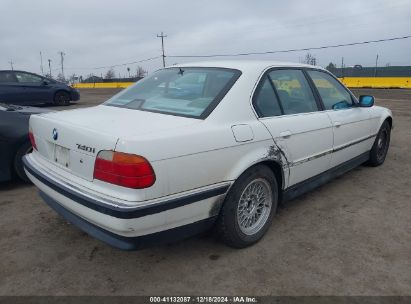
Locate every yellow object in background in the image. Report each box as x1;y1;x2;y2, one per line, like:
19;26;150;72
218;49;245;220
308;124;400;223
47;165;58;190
339;77;411;89
73;82;134;89
72;78;411;89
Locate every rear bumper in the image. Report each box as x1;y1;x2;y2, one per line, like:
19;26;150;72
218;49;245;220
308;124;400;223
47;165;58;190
39;191;216;250
23;155;229;250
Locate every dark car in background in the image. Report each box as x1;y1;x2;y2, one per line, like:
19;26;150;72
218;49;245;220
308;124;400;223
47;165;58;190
0;103;52;182
0;70;80;106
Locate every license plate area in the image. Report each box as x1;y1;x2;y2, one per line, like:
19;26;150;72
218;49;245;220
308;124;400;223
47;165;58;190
53;144;70;168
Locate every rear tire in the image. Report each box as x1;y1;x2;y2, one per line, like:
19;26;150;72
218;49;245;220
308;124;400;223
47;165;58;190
14;141;33;183
54;91;71;106
215;165;278;248
368;120;391;166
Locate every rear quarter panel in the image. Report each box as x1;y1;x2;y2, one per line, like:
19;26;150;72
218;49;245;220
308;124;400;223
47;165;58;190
116;118;287;198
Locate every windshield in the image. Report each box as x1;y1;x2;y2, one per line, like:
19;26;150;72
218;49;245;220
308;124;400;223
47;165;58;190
104;67;241;118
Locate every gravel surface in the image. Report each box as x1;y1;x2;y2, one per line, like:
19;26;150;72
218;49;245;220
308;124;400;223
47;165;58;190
0;88;410;296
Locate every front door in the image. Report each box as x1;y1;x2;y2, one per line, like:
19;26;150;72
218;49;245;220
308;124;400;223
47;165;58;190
253;69;334;187
14;72;51;104
306;70;372;168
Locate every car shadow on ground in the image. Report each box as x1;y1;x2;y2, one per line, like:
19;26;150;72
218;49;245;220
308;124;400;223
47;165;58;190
0;179;32;191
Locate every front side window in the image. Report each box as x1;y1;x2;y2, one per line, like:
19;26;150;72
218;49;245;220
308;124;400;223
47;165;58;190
15;72;43;83
105;67;241;118
268;69;318;115
307;70;353;110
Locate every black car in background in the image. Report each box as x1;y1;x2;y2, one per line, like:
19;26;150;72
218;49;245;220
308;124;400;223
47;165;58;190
0;103;52;182
0;70;80;106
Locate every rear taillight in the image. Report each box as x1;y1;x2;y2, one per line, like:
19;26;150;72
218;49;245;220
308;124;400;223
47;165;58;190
93;151;156;189
28;127;37;150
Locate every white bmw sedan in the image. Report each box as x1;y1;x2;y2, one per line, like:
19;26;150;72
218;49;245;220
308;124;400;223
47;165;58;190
24;61;392;250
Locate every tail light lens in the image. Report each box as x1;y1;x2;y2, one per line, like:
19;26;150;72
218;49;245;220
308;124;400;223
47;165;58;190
28;127;37;150
93;151;156;189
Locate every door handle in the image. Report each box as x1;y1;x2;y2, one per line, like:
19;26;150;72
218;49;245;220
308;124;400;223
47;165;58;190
334;121;341;128
280;130;292;138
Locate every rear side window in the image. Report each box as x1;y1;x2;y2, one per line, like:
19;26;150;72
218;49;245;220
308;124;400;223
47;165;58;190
105;67;241;119
0;72;17;83
268;70;318;115
253;76;282;117
307;70;353;110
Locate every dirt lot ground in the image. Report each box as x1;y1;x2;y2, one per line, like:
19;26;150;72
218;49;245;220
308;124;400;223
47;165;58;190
0;88;410;296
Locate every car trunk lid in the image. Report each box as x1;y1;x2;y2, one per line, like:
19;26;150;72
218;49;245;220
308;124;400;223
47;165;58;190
29;105;200;182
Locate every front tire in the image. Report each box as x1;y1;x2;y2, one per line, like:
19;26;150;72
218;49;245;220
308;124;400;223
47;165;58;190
14;141;33;183
54;91;71;106
368;120;391;166
215;165;278;248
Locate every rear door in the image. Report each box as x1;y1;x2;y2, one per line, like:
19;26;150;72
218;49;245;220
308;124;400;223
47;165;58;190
254;68;334;187
306;70;372;168
0;71;21;103
14;72;51;104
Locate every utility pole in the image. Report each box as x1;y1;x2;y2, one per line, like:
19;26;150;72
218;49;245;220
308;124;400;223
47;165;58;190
40;52;44;75
341;57;344;78
59;51;65;78
374;54;379;77
8;59;14;70
157;32;167;67
48;59;52;77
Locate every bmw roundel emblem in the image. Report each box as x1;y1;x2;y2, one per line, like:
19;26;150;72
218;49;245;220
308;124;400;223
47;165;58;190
52;128;58;141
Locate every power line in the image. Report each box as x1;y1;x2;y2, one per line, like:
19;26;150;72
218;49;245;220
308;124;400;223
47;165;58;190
167;35;411;58
64;56;161;71
42;34;411;74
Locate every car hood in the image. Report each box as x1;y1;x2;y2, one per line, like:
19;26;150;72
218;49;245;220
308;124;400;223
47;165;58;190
38;105;201;138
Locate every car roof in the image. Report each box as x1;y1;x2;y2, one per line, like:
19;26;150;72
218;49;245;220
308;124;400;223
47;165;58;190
0;70;42;75
172;60;324;73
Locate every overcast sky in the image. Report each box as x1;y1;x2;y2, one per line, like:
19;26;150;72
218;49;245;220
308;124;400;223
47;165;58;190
2;0;410;78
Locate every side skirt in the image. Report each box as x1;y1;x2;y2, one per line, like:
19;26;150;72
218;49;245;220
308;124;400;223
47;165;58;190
282;152;370;202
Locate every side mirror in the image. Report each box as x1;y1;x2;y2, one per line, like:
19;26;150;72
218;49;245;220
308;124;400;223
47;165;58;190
42;80;49;86
359;95;374;107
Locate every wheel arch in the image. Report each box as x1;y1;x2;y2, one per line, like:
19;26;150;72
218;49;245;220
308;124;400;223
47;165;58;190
54;89;71;100
227;156;285;203
375;107;393;131
257;160;284;201
385;116;393;129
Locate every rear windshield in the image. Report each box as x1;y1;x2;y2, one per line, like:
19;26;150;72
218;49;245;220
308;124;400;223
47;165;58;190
104;67;241;118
